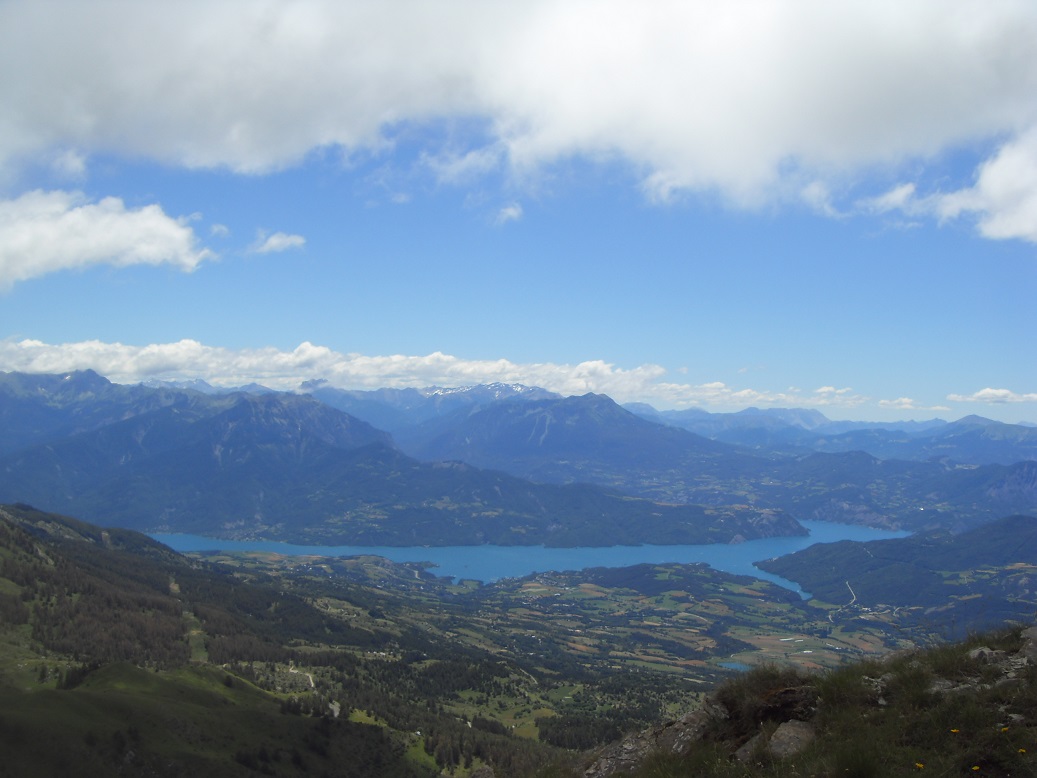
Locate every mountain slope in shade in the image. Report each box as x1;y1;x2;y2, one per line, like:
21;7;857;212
0;382;802;546
0;369;221;455
756;513;1037;627
396;394;1037;532
754;452;1037;532
396;392;752;482
3;371;1033;542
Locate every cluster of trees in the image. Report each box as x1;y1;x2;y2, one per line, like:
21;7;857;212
2;535;190;667
262;658;556;774
536;712;624;751
537;673;696;750
0;591;29;624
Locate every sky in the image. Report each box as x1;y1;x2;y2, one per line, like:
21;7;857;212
0;1;1035;422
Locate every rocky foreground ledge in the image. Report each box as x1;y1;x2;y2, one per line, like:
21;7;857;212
583;624;1037;777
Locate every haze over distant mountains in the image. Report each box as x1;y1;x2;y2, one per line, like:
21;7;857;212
0;371;798;546
625;404;1037;466
1;370;1033;546
139;374;1037;466
303;381;1037;468
300;379;560;434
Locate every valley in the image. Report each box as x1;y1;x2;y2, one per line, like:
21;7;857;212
0;371;1034;776
3;500;1034;775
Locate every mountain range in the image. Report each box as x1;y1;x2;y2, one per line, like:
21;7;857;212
390;391;1036;531
1;370;1034;545
626;404;1037;465
0;371;799;546
299;380;560;434
145;374;1037;466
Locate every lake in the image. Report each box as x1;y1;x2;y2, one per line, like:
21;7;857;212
152;520;909;597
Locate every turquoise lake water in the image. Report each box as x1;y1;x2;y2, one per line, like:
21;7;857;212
151;520;908;597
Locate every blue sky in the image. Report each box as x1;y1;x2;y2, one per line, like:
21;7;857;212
0;1;1035;422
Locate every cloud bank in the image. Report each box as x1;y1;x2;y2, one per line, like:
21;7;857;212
3;337;1026;420
0;190;213;288
948;388;1037;404
2;2;1037;239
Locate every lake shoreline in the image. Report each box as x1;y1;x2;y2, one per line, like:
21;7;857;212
152;520;909;596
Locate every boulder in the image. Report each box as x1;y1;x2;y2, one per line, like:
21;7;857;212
764;720;816;759
1021;626;1037;662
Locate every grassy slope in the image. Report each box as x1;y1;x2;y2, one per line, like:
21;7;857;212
0;662;429;778
573;625;1037;778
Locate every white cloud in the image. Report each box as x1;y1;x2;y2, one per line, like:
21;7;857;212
251;231;306;254
0;337;878;414
856;130;1037;242
49;149;87;180
2;2;1037;213
0;190;213;289
878;396;950;412
933;129;1037;243
948;388;1037;404
494;202;523;225
810;386;868;407
859;183;918;215
801;181;840;217
7;338;1033;419
879;397;920;411
421;145;505;185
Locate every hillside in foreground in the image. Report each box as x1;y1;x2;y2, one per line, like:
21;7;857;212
575;624;1037;777
0;503;559;777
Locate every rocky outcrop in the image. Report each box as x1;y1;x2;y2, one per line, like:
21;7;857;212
582;689;817;777
583;624;1037;778
582;702;727;777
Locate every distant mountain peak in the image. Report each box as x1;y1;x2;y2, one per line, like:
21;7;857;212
0;368;114;400
732;407;831;429
141;377;218;393
140;378;275;395
64;368;107;383
950;414;998;428
423;382;557;401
